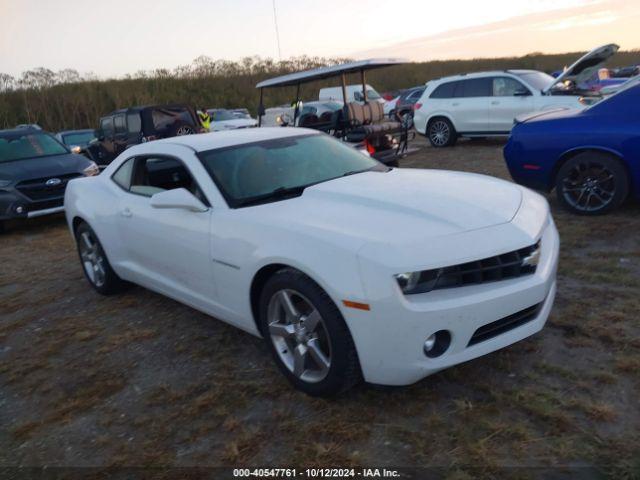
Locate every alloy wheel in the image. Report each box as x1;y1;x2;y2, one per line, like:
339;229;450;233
176;125;195;135
267;289;332;383
78;231;107;287
561;160;616;213
429;120;450;146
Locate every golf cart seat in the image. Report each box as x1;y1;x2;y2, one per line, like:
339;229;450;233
346;102;402;136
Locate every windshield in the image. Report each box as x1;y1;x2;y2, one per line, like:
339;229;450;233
62;131;96;146
513;71;555;91
366;89;381;100
0;132;68;163
210;110;236;121
199;134;382;207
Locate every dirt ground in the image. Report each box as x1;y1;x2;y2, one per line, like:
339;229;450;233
1;137;639;477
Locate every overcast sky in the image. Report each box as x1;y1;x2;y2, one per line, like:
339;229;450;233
0;0;638;78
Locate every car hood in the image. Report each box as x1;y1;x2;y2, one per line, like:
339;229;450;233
546;43;619;93
211;119;257;130
514;107;581;125
246;168;523;248
0;153;91;183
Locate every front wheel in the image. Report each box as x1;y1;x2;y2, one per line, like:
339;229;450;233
555;152;628;215
259;268;361;396
427;118;457;147
75;222;127;295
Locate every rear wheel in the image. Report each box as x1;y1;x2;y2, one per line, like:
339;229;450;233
259;268;361;396
427;118;457;147
401;111;414;129
555;152;628;215
172;122;196;136
75;222;126;295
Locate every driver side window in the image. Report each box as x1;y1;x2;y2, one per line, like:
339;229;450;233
492;77;529;96
111;156;208;204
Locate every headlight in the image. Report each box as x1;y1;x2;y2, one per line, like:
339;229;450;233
395;270;442;295
70;145;82;154
578;96;598;106
0;179;12;188
83;162;100;177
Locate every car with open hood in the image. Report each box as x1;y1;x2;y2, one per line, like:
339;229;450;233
64;128;559;396
0;128;98;232
414;43;619;147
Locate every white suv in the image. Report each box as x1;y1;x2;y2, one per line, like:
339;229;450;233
413;43;618;147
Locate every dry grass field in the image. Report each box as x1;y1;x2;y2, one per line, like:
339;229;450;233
1;137;639;477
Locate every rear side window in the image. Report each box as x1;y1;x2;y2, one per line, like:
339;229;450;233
112;158;134;190
458;78;492;97
100;117;114;137
114;114;126;133
127;113;141;134
430;82;457;99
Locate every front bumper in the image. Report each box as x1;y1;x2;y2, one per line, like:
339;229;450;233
0;189;66;221
346;216;559;386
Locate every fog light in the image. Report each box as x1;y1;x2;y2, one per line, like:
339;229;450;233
424;334;436;353
15;205;24;214
423;330;451;358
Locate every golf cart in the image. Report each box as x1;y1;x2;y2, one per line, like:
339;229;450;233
256;59;415;167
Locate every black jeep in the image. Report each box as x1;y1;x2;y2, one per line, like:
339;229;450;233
87;105;201;165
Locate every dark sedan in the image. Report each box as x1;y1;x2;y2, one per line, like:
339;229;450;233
0;128;98;232
55;129;97;154
504;80;640;215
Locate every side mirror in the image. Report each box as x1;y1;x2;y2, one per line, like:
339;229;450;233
150;188;209;212
514;89;531;97
96;130;105;141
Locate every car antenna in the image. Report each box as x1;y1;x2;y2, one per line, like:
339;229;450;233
272;0;282;61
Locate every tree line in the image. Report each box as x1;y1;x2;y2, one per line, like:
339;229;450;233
1;50;638;132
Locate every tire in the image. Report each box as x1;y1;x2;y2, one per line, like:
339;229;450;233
401;111;414;129
427;117;457;147
258;268;362;396
75;222;127;295
555;151;629;215
171;122;196;136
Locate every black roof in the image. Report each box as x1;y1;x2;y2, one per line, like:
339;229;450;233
104;104;193;117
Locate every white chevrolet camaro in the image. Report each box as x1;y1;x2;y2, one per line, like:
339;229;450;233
64;128;559;396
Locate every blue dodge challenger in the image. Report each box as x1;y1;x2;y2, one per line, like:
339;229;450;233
504;80;639;215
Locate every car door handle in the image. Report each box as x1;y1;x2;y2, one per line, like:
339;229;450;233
491;101;500;105
452;102;460;106
121;208;132;218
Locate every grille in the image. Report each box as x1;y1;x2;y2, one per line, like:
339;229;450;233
16;173;82;201
28;198;64;212
431;242;540;291
468;302;543;347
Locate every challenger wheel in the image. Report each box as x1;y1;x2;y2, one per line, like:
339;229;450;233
259;268;361;396
75;222;127;295
555;152;628;215
427;118;457;147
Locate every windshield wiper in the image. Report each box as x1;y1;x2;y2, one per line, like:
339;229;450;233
341;165;391;178
235;185;307;207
